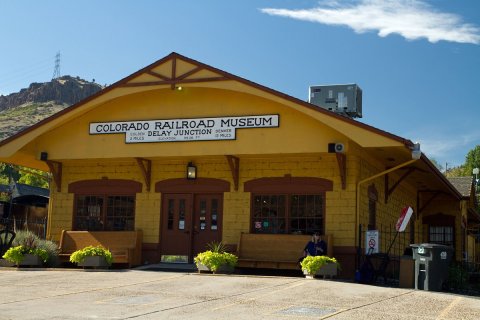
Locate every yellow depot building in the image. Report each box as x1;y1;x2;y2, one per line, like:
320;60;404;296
1;53;478;277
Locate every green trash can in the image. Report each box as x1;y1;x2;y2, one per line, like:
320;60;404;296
410;243;453;291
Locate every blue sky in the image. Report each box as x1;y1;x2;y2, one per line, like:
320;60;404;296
1;0;479;170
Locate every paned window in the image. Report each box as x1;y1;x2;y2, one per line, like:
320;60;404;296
74;195;135;231
252;194;324;234
429;226;454;246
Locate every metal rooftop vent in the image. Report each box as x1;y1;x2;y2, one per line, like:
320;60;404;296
309;84;362;118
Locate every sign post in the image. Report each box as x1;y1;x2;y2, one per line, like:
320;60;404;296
365;230;379;254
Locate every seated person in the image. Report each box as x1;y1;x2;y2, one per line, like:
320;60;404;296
303;232;327;257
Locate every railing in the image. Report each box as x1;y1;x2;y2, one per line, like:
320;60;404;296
357;224;425;284
0;217;47;239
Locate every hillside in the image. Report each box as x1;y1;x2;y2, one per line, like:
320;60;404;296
0;76;103;140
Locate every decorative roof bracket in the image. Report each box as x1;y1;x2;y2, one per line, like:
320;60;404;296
226;155;240;191
135;158;152;192
45;160;62;192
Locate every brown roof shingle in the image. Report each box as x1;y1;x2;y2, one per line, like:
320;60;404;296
447;177;473;198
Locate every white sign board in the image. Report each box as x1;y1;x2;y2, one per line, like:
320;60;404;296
89;114;279;143
365;230;379;254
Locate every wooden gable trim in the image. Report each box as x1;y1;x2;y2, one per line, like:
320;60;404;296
0;52;414;154
121;77;228;88
146;70;170;81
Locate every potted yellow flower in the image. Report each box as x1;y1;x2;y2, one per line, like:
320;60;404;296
301;256;339;279
194;241;237;274
70;246;113;268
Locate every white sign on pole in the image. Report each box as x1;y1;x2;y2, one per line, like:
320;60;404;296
365;230;379;254
89;114;279;143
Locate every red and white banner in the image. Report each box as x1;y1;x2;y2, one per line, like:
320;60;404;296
396;206;413;232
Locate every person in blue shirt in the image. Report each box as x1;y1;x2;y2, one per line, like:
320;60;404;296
303;232;327;257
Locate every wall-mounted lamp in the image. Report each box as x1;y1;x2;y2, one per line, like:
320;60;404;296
187;162;197;180
473;168;479;188
174;85;183;91
40;152;48;161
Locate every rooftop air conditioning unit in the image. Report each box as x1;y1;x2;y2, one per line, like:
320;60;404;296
309;84;362;118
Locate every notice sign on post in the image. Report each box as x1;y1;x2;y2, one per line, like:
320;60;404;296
89;114;279;143
365;230;379;254
396;206;414;232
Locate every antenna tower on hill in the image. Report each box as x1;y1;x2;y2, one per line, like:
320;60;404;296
52;51;61;79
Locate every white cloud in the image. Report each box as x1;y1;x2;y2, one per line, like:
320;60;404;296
413;130;480;166
260;0;480;44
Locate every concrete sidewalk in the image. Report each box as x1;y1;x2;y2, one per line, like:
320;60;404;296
0;268;479;319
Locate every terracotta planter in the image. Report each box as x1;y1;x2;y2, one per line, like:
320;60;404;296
77;256;110;268
196;262;234;274
303;262;338;279
19;254;44;267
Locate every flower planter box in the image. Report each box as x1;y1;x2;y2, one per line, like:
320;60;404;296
196;262;234;274
77;256;109;268
303;262;338;279
19;254;43;267
0;258;16;267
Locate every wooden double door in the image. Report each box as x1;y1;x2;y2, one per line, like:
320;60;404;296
161;193;222;262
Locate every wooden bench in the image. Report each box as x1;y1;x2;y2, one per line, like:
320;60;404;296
237;233;333;270
58;230;143;267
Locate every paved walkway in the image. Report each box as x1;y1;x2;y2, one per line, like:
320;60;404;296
0;268;479;319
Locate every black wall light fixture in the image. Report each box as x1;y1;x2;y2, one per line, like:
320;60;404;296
186;162;197;180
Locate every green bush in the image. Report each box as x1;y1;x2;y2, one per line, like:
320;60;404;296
2;230;58;266
69;246;113;266
2;245;49;265
300;256;339;275
194;251;238;273
447;263;468;292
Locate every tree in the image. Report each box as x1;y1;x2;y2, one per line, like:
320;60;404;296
0;162;49;188
445;165;466;178
0;163;20;183
464;145;480;177
429;158;444;172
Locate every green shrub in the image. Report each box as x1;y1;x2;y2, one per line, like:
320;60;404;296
11;230;59;267
2;245;49;264
69;246;113;266
447;263;468;292
194;250;238;273
300;256;339;275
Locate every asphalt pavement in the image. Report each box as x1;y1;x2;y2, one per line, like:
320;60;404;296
0;267;479;319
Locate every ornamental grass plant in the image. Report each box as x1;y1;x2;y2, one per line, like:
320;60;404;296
2;230;58;266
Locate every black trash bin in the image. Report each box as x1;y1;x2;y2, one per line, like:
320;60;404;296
410;243;453;291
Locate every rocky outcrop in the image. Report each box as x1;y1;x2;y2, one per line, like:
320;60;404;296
0;76;103;112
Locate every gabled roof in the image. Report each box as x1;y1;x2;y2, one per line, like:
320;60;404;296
0;52;414;153
0;182;49;198
447;177;474;198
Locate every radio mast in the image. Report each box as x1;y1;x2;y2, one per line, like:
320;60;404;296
52;51;61;79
